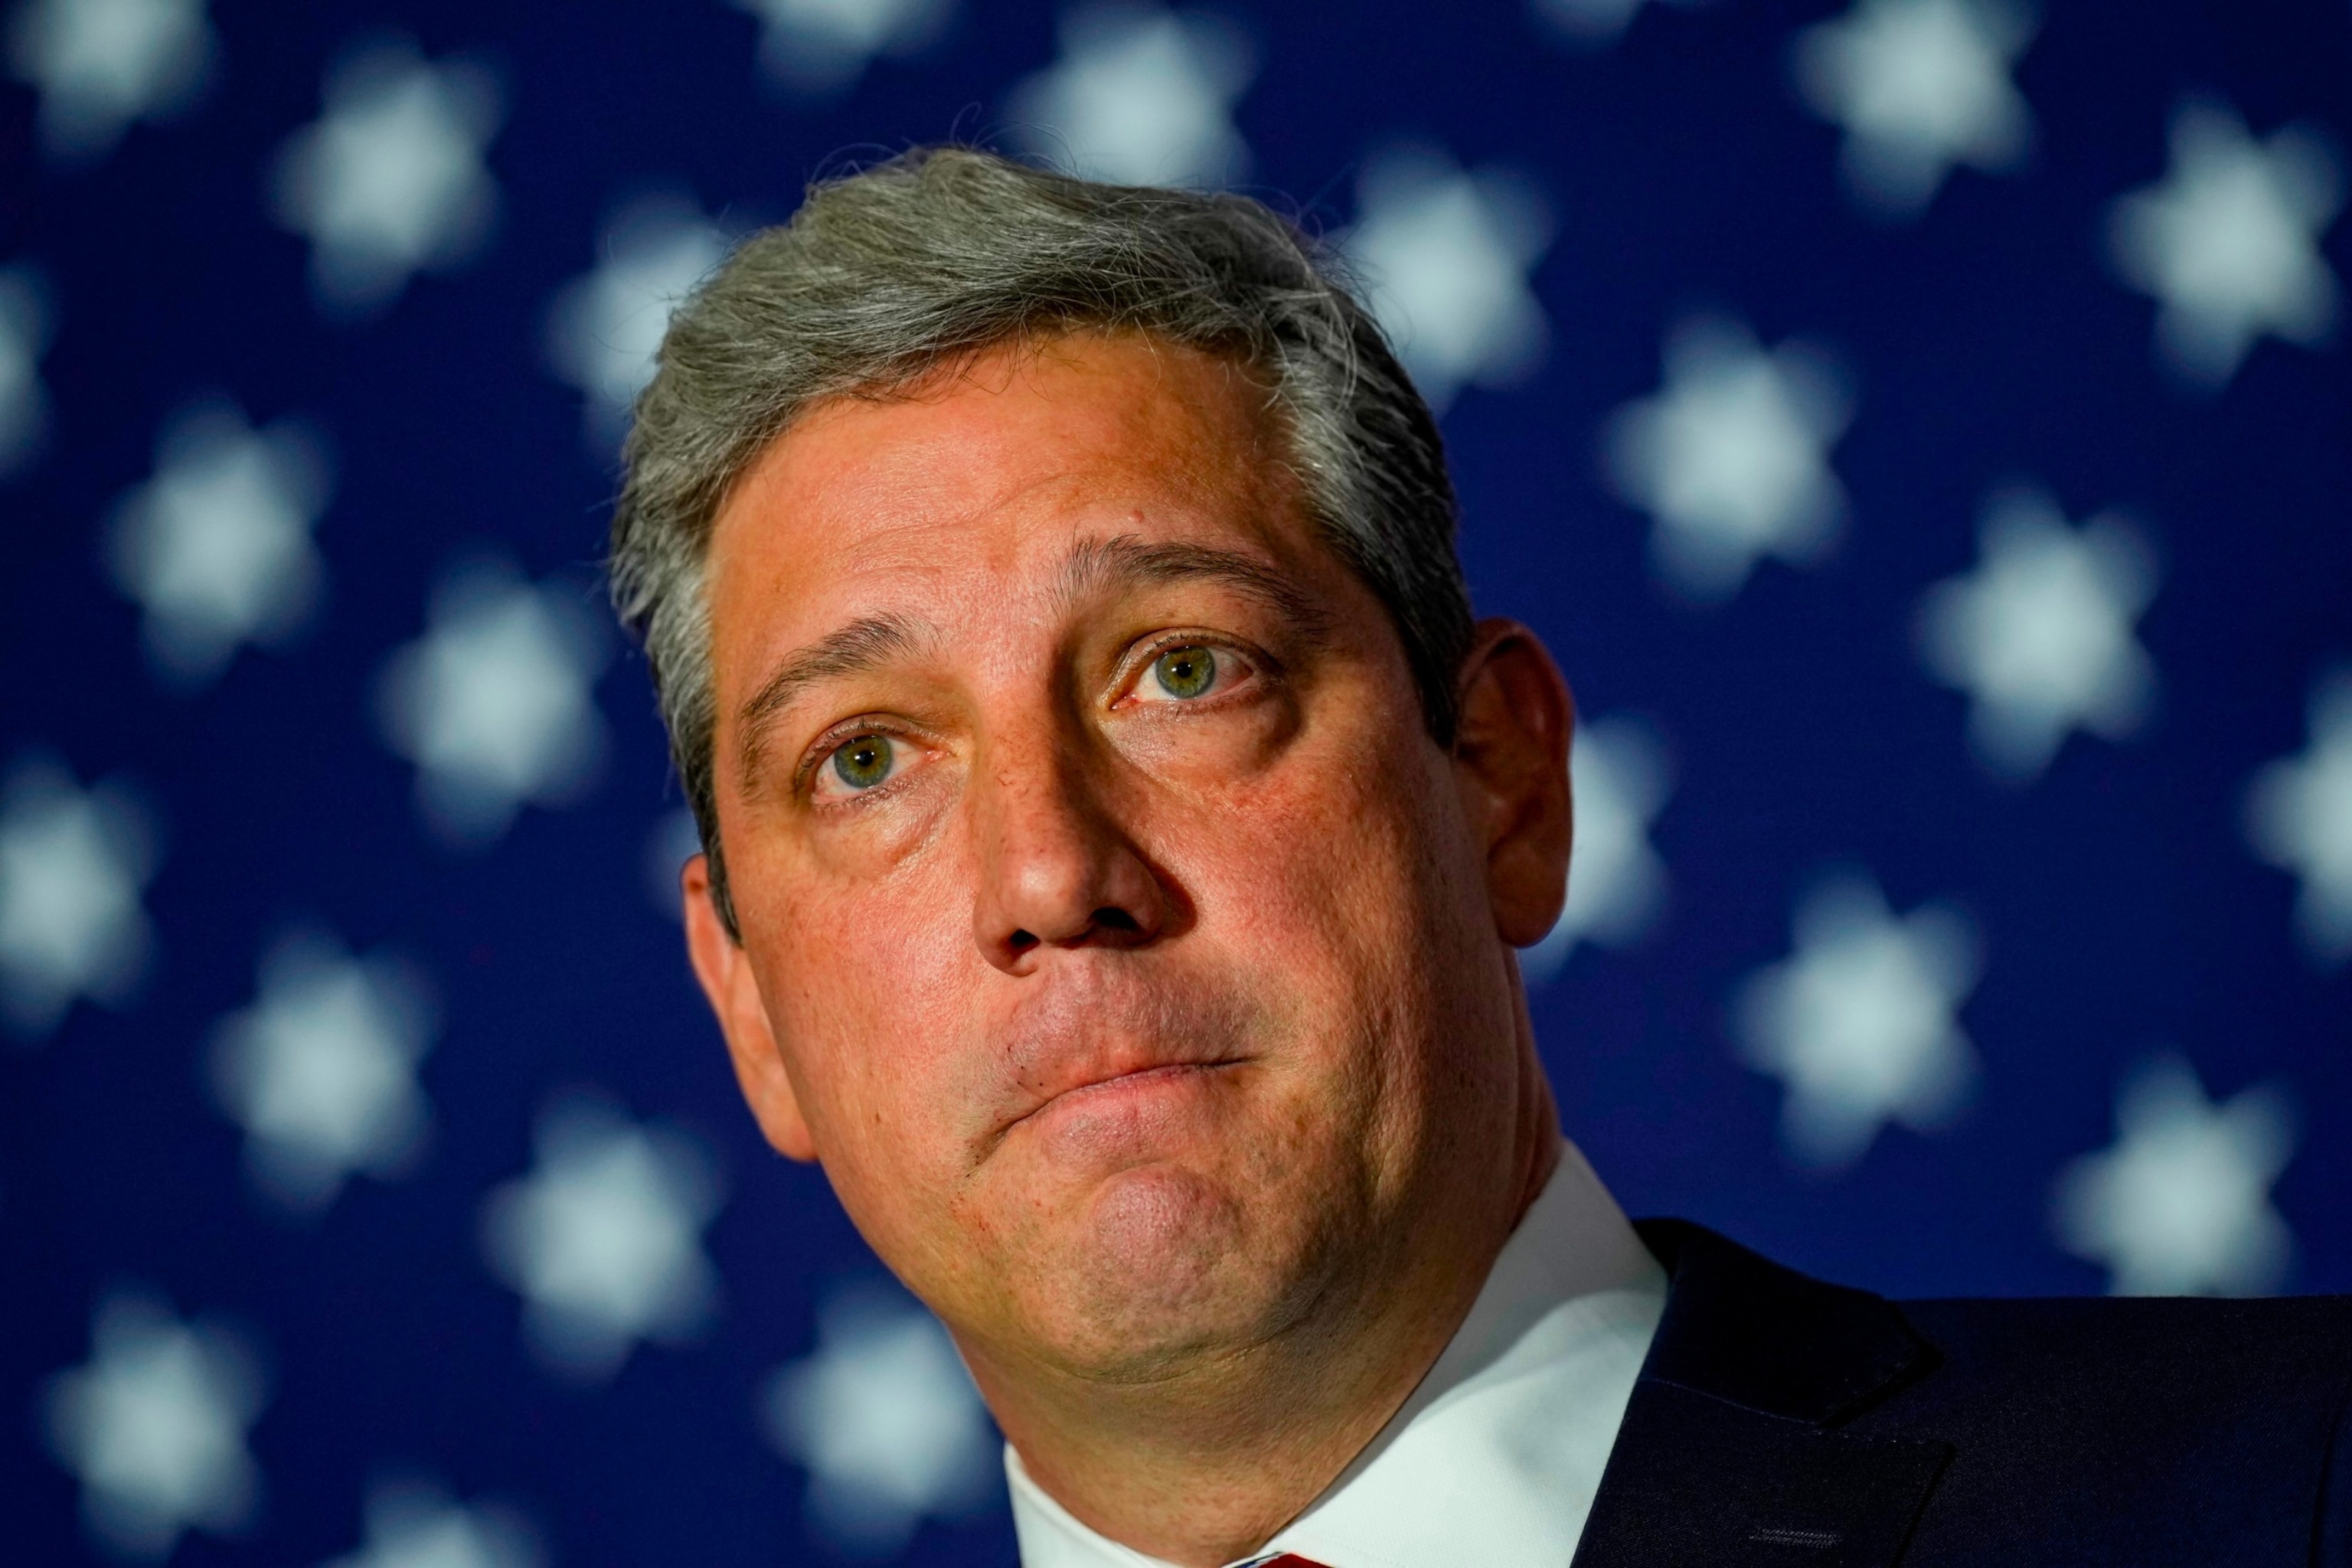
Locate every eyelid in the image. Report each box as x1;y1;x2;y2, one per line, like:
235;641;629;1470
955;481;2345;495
799;720;931;802
1119;635;1264;705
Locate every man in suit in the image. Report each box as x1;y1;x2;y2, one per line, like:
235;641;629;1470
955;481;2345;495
609;146;2351;1566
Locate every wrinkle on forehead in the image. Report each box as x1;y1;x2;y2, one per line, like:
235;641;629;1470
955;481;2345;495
1054;534;1333;636
720;331;1291;560
705;330;1321;758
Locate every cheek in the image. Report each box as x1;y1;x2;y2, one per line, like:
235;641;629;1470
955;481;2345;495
740;843;980;1181
1178;717;1455;1044
1112;688;1302;785
802;764;962;880
1230;707;1444;913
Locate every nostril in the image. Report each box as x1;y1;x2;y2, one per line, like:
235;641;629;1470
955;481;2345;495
1092;906;1142;934
1006;929;1040;956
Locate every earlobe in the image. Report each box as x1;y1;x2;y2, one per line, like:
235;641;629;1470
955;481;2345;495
682;856;821;1162
1451;619;1576;950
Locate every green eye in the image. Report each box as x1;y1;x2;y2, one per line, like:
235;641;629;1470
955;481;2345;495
831;734;896;791
1151;646;1217;700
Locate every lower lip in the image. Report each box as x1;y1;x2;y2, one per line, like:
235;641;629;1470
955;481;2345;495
1015;1063;1233;1153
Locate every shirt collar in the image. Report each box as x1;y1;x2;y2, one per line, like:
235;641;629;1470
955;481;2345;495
1005;1138;1666;1568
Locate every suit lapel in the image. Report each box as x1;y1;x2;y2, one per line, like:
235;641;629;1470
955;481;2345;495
1570;1223;1952;1568
1572;1382;1950;1567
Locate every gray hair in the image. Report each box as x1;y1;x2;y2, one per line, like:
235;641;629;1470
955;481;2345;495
609;146;1474;938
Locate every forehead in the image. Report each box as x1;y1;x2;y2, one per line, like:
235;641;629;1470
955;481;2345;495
703;332;1312;657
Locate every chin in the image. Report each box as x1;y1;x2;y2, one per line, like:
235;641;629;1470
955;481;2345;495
1027;1161;1328;1380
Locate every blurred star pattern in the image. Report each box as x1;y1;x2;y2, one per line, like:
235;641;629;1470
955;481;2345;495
0;260;49;471
1913;487;2158;782
1791;0;2035;220
374;558;609;846
322;1477;543;1568
2051;1054;2298;1297
42;1291;265;1562
5;0;215;163
104;400;332;688
1521;713;1671;983
1343;143;1552;413
1;0;2345;1563
0;757;156;1035
2243;669;2352;968
763;1283;1000;1557
2106;100;2344;389
207;929;438;1217
1008;2;1255;186
1734;872;1981;1168
269;38;502;316
1602;315;1853;603
727;0;952;100
543;193;730;447
479;1095;723;1383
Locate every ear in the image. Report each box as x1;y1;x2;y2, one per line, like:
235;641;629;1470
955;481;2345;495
683;855;819;1162
1450;618;1576;949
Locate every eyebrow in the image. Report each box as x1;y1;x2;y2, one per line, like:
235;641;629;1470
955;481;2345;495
737;610;935;789
734;534;1333;789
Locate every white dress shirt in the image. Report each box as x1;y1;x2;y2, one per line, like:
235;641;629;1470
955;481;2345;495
1006;1139;1668;1568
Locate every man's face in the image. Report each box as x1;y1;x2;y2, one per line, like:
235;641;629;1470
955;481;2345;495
688;332;1551;1387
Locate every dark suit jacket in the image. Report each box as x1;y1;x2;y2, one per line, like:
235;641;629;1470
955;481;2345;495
1570;1221;2352;1566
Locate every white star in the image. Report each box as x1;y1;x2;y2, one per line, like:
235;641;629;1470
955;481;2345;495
42;1290;264;1561
207;929;436;1217
1792;0;2035;220
545;193;729;446
479;1095;723;1381
763;1281;998;1555
325;1477;541;1568
5;0;215;163
270;38;502;317
0;756;157;1038
0;262;53;477
1603;315;1854;603
1915;487;2158;782
1342;145;1552;415
2108;99;2344;390
2053;1054;2295;1296
1735;873;1980;1168
1521;715;1671;985
103;400;332;688
726;0;950;97
376;557;609;846
1529;0;1699;48
1007;2;1256;188
2243;668;2352;969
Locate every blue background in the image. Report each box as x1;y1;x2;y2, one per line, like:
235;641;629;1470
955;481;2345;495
4;0;2347;1563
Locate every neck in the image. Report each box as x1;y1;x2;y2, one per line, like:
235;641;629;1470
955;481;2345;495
976;1045;1561;1568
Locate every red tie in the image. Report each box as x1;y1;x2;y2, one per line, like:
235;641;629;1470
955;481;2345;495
1259;1559;1332;1567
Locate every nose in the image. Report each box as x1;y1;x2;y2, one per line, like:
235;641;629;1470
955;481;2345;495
969;724;1171;975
